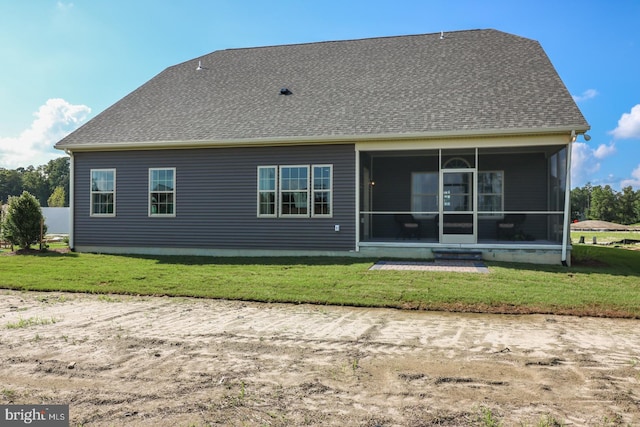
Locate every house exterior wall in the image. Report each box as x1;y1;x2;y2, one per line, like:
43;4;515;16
73;144;356;253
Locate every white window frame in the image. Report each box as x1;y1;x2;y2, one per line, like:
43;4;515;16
279;165;310;218
478;170;504;218
312;165;333;218
257;166;277;218
90;169;116;217
149;167;176;217
258;164;333;218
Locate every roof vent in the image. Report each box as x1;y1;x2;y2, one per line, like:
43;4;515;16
440;31;445;40
196;60;204;71
280;88;292;96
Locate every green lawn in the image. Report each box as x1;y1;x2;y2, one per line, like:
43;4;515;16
1;243;639;318
571;230;640;245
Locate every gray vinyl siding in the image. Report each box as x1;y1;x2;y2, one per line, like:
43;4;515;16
74;144;355;251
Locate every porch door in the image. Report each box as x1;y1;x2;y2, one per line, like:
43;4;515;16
440;170;476;244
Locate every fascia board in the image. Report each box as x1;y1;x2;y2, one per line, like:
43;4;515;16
56;125;590;152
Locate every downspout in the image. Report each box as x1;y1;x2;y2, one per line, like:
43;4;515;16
355;147;360;252
65;149;74;251
561;132;575;266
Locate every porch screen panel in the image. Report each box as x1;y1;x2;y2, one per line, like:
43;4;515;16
411;172;438;218
478;171;503;215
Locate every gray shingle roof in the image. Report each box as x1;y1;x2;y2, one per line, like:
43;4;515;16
56;29;588;148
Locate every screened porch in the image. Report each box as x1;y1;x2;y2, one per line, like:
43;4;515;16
358;146;570;247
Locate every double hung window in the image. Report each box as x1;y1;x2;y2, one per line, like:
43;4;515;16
257;166;277;217
90;169;116;216
149;168;176;216
280;166;309;216
312;165;332;216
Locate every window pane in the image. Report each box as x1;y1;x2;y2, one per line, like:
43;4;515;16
478;172;503;214
314;191;330;215
259;192;275;215
412;173;438;194
151;192;174;214
259;167;276;191
412;195;437;212
479;195;502;212
281;167;308;192
92;193;114;214
313;166;330;190
281;192;307;215
92;170;114;192
479;172;502;193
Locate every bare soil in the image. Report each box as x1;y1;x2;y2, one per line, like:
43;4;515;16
1;290;639;426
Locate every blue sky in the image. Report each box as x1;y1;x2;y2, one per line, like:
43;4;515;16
1;0;639;189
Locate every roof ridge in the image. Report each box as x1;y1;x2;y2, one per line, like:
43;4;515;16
198;28;494;56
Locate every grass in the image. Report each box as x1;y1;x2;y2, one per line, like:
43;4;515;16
6;316;58;329
571;230;640;245
1;241;640;318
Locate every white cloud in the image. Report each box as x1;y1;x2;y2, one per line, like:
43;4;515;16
593;142;616;159
56;2;74;11
610;104;640;139
571;142;601;186
620;164;640;189
0;98;90;169
571;141;617;187
572;89;598;103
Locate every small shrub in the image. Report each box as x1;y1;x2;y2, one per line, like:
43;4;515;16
1;191;47;249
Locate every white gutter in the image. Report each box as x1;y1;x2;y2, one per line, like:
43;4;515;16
561;133;575;266
65;150;74;250
55;125;590;152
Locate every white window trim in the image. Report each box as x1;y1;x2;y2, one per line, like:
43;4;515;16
312;164;333;218
148;167;176;217
257;164;334;218
279;165;310;218
257;166;277;218
478;170;504;218
90;168;116;217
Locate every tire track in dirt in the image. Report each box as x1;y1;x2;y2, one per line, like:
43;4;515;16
1;290;639;426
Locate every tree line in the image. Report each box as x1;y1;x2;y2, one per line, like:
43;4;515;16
571;184;640;225
0;157;69;207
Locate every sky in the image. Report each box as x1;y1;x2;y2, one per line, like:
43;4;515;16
1;0;639;190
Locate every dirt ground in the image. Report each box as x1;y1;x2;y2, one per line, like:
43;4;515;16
1;290;639;426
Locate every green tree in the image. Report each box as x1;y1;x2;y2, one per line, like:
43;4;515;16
570;184;591;220
20;166;48;206
0;168;22;203
616;186;638;225
44;157;70;206
1;191;47;249
588;185;617;222
47;186;66;207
